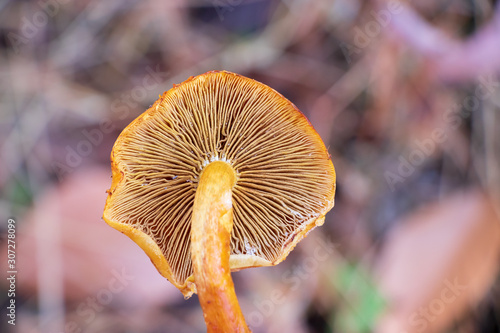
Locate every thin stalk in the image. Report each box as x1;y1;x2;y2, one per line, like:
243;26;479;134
191;161;250;332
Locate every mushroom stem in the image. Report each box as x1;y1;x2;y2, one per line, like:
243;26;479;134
191;161;250;332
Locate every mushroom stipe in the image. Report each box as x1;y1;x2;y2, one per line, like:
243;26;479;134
103;70;336;332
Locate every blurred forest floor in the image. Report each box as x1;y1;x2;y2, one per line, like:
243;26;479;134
1;0;500;332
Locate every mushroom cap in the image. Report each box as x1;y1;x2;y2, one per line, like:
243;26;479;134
103;71;336;297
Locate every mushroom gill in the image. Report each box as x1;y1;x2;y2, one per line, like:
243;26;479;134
103;71;336;294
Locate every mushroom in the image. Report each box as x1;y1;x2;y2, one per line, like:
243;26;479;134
103;71;336;332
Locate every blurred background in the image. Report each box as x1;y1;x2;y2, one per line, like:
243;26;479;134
1;0;500;332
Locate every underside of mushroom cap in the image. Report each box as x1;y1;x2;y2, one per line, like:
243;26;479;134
103;70;336;297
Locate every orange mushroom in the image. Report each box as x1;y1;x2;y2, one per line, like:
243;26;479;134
103;70;336;332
